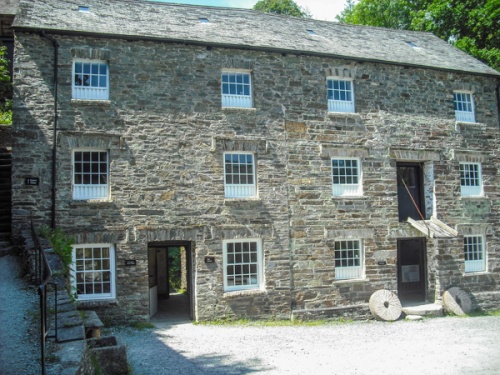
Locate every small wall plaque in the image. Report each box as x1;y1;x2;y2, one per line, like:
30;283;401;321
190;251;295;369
25;177;39;186
377;261;387;266
125;259;137;266
204;256;215;264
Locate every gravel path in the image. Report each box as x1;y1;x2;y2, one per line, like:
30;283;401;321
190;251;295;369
0;255;40;375
110;314;500;375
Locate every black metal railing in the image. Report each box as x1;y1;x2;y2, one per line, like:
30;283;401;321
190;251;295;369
31;218;57;375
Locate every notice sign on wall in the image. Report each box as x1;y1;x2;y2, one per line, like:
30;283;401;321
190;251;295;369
402;265;420;283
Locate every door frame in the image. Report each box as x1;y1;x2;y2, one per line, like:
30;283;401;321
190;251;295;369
147;241;194;319
397;237;427;303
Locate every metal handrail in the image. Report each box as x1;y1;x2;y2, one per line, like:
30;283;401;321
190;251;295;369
31;218;57;375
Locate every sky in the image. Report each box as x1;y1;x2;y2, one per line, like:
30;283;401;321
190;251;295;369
152;1;348;22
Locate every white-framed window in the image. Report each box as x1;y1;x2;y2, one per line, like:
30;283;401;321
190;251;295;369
327;78;355;113
460;162;482;197
453;91;475;123
464;235;486;273
71;244;116;300
332;158;362;196
73;150;109;200
223;239;263;292
334;239;363;280
72;60;109;100
224;152;256;198
221;71;253;108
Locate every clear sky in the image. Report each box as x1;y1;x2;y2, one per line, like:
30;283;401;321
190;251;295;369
151;0;347;22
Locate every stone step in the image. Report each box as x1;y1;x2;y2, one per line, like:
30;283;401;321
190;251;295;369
402;303;443;317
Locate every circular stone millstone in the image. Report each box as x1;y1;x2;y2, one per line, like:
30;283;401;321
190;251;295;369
442;287;472;315
369;289;402;321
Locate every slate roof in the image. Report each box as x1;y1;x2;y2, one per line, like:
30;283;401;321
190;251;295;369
12;0;500;77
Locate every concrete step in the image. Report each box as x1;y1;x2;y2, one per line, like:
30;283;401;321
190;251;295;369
402;303;444;318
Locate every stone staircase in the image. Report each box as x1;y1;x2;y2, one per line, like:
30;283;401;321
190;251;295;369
0;147;12;257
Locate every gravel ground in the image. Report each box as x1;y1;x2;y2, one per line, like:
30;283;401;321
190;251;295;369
0;255;40;375
110;313;500;375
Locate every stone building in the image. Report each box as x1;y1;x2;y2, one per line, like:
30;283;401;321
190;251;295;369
10;0;500;323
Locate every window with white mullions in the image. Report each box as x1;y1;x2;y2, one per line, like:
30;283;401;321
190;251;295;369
223;239;262;291
331;158;362;196
73;150;109;200
464;235;486;273
221;71;253;108
460;162;482;197
327;79;355;113
334;240;363;280
73;60;109;100
72;244;116;300
224;152;256;198
453;91;475;122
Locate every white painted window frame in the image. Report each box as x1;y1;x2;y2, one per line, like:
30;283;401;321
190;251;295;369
453;91;475;123
331;157;362;197
464;235;486;273
327;78;355;113
223;239;263;292
221;70;253;108
71;244;116;300
224;152;256;198
72;59;110;100
460;162;483;197
72;149;110;200
334;239;364;280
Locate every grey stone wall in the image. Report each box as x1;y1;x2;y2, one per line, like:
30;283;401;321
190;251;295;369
12;31;500;322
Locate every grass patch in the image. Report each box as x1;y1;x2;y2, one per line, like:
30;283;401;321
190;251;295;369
131;322;155;330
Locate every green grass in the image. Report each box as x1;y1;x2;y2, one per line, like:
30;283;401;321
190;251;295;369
195;317;353;327
131;322;155;330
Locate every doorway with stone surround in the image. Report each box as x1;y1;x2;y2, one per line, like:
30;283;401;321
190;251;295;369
147;241;194;321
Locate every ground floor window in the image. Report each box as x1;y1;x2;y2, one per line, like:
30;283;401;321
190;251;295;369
223;239;262;291
334;239;363;280
72;244;116;300
464;235;486;273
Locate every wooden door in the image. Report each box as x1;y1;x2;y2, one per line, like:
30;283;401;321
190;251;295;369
397;238;426;302
397;164;425;222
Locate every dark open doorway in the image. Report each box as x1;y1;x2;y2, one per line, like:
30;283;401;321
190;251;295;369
397;163;425;222
397;238;426;303
148;241;193;321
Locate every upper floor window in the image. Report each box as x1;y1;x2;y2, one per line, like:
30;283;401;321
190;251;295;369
73;60;109;100
332;158;362;197
73;150;109;200
460;162;482;197
221;71;253;108
223;239;263;292
327;79;355;113
453;92;475;123
464;235;486;273
224;152;256;198
334;239;363;280
72;244;116;300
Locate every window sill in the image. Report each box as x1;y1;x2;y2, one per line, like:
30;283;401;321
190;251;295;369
331;195;367;200
222;106;256;112
333;277;368;284
327;112;360;119
75;298;118;308
71;99;112;107
223;289;265;298
224;197;260;203
459;195;487;200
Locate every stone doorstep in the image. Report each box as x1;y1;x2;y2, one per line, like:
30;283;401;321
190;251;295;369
402;303;444;318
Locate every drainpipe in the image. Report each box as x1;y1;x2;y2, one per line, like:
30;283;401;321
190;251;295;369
496;81;500;128
40;32;59;229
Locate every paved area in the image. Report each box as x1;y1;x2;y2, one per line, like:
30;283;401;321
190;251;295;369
110;294;500;375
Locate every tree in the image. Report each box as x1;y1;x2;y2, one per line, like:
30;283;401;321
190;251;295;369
0;45;12;125
253;0;311;18
336;0;500;71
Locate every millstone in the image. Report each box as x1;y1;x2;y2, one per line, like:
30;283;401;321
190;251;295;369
443;287;472;315
369;289;402;321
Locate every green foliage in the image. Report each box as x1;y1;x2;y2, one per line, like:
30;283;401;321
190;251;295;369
168;247;182;291
253;0;311;18
0;45;12;126
196;317;352;326
39;225;75;275
336;0;500;71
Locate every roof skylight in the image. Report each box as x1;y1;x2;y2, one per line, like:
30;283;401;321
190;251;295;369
306;29;317;36
78;6;90;12
199;18;209;23
405;41;419;48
